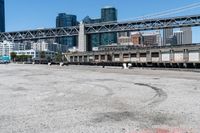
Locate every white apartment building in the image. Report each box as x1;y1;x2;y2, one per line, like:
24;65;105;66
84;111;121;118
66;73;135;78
31;40;61;52
14;49;56;60
0;41;14;57
0;40;59;60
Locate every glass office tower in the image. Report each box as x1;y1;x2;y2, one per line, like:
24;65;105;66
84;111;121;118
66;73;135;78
56;13;77;27
101;6;117;22
56;13;78;50
83;7;118;51
83;16;101;50
101;7;117;46
0;0;5;32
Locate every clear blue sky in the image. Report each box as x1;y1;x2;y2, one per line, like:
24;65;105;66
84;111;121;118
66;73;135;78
4;0;200;43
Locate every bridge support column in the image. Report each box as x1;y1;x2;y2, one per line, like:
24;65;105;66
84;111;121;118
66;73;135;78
78;22;87;52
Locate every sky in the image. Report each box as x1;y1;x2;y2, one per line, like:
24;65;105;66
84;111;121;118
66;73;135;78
4;0;200;42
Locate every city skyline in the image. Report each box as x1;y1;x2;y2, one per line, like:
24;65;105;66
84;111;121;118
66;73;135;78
4;0;200;31
3;0;200;43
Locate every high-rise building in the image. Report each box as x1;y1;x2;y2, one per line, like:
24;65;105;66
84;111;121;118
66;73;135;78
174;31;183;45
101;6;117;46
166;35;177;45
0;41;14;60
101;6;117;22
83;6;118;51
173;27;192;45
181;27;192;44
118;36;132;45
118;32;129;38
101;33;117;46
0;0;5;32
56;13;78;51
163;28;173;46
83;16;101;24
131;32;143;46
31;40;61;52
142;31;162;46
56;13;77;27
83;16;101;50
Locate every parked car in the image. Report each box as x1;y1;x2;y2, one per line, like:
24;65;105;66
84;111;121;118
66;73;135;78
0;60;10;64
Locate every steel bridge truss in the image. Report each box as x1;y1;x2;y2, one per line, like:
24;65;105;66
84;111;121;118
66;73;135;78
0;26;79;41
1;14;200;41
85;15;200;33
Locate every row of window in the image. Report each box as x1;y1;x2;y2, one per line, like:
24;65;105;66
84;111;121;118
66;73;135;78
70;52;160;62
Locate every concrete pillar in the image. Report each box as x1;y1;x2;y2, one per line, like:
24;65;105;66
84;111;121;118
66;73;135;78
184;49;189;62
99;55;101;62
78;22;87;52
105;54;108;62
129;53;131;61
137;51;140;62
112;54;115;62
159;50;162;62
120;53;123;62
78;56;80;62
170;50;174;62
147;51;151;62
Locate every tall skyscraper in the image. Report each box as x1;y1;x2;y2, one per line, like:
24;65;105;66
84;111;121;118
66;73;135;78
101;6;117;22
163;28;173;46
101;6;117;46
56;13;77;27
181;27;192;44
83;6;118;51
174;27;192;45
83;16;101;24
83;16;101;51
0;0;5;32
174;31;183;45
56;13;78;50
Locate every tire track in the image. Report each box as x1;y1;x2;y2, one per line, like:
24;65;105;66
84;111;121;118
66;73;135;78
135;83;168;107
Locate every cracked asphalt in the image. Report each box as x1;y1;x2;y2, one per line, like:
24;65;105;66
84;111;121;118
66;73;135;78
0;64;200;133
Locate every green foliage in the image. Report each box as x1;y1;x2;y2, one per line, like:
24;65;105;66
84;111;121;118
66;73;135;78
15;55;32;62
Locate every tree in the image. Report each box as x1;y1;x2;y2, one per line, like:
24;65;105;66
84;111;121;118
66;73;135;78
15;55;32;62
10;52;17;61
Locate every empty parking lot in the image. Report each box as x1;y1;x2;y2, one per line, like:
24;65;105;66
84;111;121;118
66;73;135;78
0;64;200;133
